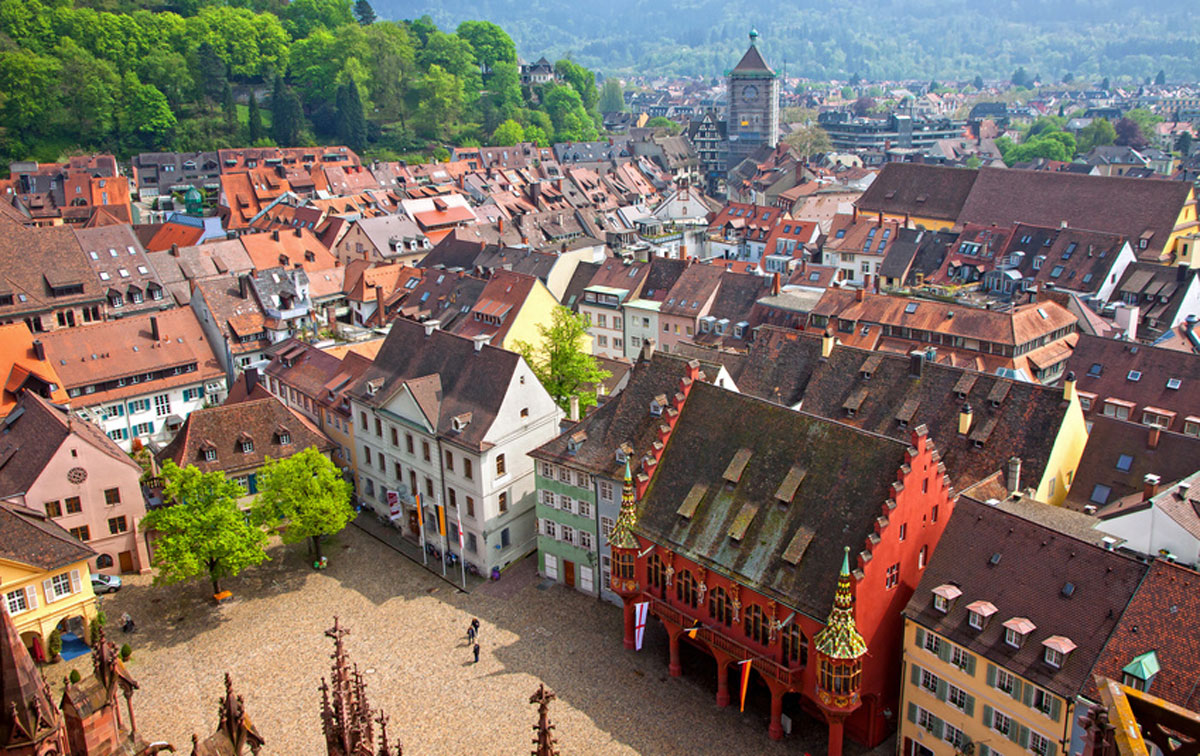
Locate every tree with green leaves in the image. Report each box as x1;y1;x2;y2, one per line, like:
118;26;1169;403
415;64;465;140
1155;69;1166;86
492;118;524;145
271;75;303;146
252;447;353;563
1063;72;1074;84
354;0;376;26
1011;67;1030;88
1177;131;1193;157
1076;118;1116;153
222;81;237;132
456;20;516;73
1100;77;1110;91
554;58;599;115
192;41;227;104
515;307;611;414
599;78;624;113
645;116;680;135
783;124;832;158
247;91;263;143
140;461;269;597
335;79;367;151
973;75;984;90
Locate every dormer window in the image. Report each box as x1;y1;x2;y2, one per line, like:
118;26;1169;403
932;584;961;614
967;600;997;631
241;440;254;454
1121;650;1159;692
1042;636;1076;669
203;448;216;462
278;431;291;445
1002;617;1036;648
650;395;666;416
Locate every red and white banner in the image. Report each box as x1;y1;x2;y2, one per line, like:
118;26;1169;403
386;490;402;519
634;601;649;651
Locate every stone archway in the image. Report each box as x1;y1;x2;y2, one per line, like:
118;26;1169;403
19;630;45;662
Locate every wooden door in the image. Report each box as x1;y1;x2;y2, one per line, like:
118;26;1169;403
564;560;575;588
118;551;134;573
407;509;419;536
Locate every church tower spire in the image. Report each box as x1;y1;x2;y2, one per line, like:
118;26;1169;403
609;460;639;550
0;606;68;753
609;460;644;649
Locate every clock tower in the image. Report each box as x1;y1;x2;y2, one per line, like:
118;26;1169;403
726;29;780;168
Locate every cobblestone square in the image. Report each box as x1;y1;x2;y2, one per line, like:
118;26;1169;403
64;525;890;754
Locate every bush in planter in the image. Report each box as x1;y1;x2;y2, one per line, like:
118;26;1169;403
89;611;107;645
69;669;81;684
47;629;62;661
120;643;132;661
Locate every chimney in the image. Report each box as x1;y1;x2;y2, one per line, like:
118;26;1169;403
1062;370;1076;402
150;316;160;341
771;271;781;296
170;243;179;257
821;327;834;359
640;337;656;363
1143;473;1161;501
863;273;872;293
238;274;249;299
1147;425;1161;450
32;339;44;361
958;403;973;435
855;287;865;302
473;334;489;352
568;395;580;422
375;284;386;324
909;350;923;378
423;319;441;336
498;216;504;233
1178;481;1191;498
1006;456;1022;493
246;367;259;394
272;230;280;241
294;228;302;238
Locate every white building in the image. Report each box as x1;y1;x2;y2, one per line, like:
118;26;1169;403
348;318;561;574
39;308;227;451
1096;471;1200;569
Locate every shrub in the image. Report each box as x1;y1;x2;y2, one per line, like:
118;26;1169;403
120;643;132;661
47;629;62;660
89;611;107;645
69;669;81;684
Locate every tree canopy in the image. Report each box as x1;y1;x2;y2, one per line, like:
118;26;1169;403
515;307;611;414
140;461;269;597
252;446;354;562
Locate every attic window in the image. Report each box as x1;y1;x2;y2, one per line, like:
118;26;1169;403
1002;617;1036;648
904;302;918;314
1167;378;1182;390
967;600;996;630
240;439;254;454
1043;636;1076;668
452;413;472;432
1087;363;1103;377
278;431;291;445
1127;370;1142;382
650;394;667;416
932;584;962;614
203;448;217;462
1115;454;1133;472
1122;651;1160;692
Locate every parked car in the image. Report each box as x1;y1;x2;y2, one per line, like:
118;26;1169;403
91;573;122;594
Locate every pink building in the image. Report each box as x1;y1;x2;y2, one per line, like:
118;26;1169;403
0;392;150;575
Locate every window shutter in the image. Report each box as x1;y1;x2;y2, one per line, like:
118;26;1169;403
965;694;975;717
987;663;997;687
1023;683;1036;708
1008;721;1022;744
1018;724;1030;747
982;704;994;729
979;745;990;756
932;716;944;740
1049;695;1062;721
1046;740;1058;756
966;653;977;676
907;702;917;724
1011;677;1024;701
937;679;948;702
42;578;55;604
70;569;81;594
25;585;37;610
938;640;952;662
915;626;926;649
911;663;922;686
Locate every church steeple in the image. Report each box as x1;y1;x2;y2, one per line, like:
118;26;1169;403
814;547;868;661
812;547;867;756
609;460;640;550
0;606;66;752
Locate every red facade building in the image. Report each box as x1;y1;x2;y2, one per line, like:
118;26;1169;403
608;380;956;751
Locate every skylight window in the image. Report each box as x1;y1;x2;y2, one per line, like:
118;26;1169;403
1090;484;1112;505
1050;266;1064;278
1128;370;1142;382
1115;454;1133;472
1087;363;1103;377
904;302;918;314
1167;378;1181;390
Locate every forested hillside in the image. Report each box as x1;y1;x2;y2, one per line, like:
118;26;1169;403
0;0;600;165
380;0;1200;81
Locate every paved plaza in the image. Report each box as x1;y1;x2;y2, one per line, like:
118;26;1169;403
57;525;891;754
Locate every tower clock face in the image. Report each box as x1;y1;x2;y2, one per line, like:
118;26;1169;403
743;85;759;101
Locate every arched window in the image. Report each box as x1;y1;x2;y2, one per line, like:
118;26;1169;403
676;569;698;608
614;551;635;580
647;554;665;590
744;604;769;646
709;586;732;626
782;624;807;666
818;657;862;695
95;554;114;569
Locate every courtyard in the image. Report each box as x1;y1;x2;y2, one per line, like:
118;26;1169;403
63;524;890;754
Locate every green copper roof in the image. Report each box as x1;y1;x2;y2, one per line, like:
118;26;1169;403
813;547;868;660
1122;650;1160;681
610;460;640;549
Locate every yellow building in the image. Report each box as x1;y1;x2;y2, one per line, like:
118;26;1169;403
453;269;587;358
898;497;1149;756
0;503;98;660
1034;374;1088;507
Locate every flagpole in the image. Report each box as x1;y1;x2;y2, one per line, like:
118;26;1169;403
416;493;427;566
456;504;467;590
438;493;447;578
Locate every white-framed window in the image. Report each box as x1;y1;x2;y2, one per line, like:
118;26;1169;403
992;707;1014;736
951;645;972;670
540;490;556;507
543;520;556;539
943;722;966;749
575;471;590;489
995;668;1017;694
969;610;985;630
947;684;969;711
599;481;614;501
558;467;571;483
1004;627;1023;647
560;525;575;545
579;530;593;550
204;448;217;462
154;393;171;416
544;553;558;580
1029;730;1053;756
917;706;938;733
933;594;948;612
559;495;575;514
600;516;615;539
577;499;592;518
541;462;555;478
920;668;939;695
580;565;594;592
5;586;35;615
44;570;80;603
1031;686;1055;717
885;562;900;589
1045;647;1064;668
923;631;942;656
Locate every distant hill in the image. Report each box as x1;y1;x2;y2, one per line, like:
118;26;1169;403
377;0;1200;81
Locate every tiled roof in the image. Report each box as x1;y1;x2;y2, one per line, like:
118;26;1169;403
1110;263;1199;340
0;323;68;417
0;502;96;571
1065;416;1200;511
731;43;774;75
345;319;522;451
451;270;540;345
799;341;1069;491
0;220;103;319
659;263;723;317
1089;559;1200;710
240;227;335;272
1066;334;1200;432
0;391;138;499
636;380;909;619
194;276;267;352
906;496;1147;700
157;395;331;474
855;163;978;222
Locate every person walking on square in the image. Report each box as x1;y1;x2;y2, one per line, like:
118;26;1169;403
473;642;480;664
467;622;476;643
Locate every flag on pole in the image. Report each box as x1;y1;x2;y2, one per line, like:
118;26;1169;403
738;659;753;712
415;494;425;540
436;500;447;537
455;504;465;549
684;620;703;639
634;601;649;651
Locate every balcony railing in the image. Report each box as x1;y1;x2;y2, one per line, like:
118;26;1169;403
647;595;798;688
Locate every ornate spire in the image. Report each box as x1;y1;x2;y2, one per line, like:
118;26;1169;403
321;617;399;756
813;547;867;660
529;685;559;756
609;460;640;549
0;606;62;749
